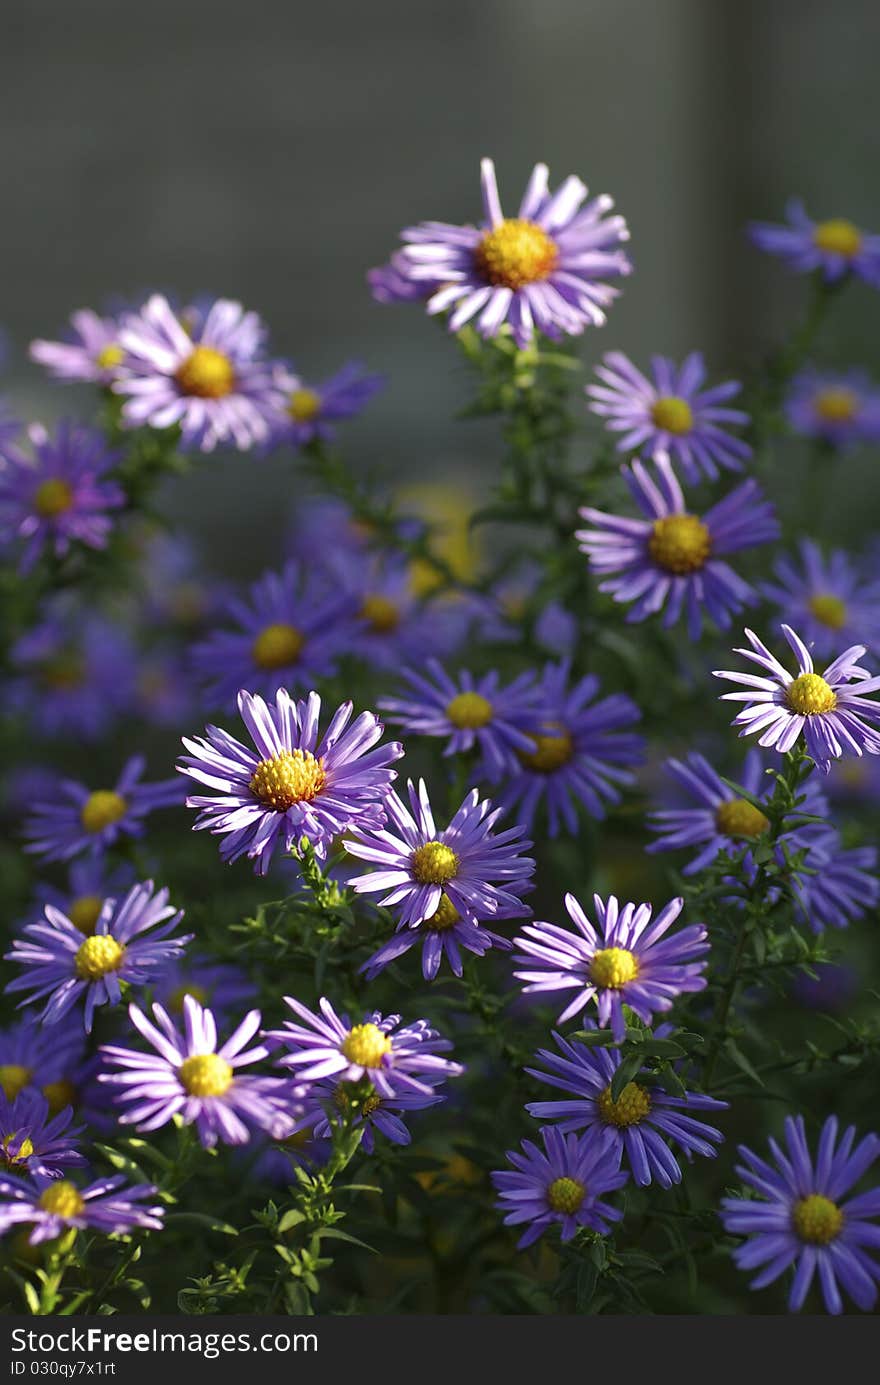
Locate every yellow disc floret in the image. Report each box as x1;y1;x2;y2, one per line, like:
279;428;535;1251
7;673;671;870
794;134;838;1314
360;594;400;634
288;388;322;422
410;841;459;885
474;219;559;290
43;1079;77;1115
178;1053;234;1098
792;1193;843;1246
38;1181;85;1219
0;1065;32;1100
518;725;574;774
808;594;848;630
648;514;712;575
812;219;862;258
96;343;125;370
2;1134;35;1167
68;895;104;936
651;396;694;436
786;672;837;716
813;387;858;424
80;790;127;835
251;622;304;670
426;894;461;931
446;691;493;730
169;983;209;1013
34;479;74;518
715;798;771;839
74;934;125;982
340;1023;392;1069
598;1081;651;1128
590;946;639;989
175;345;235;398
248;750;327;811
547;1176;585;1214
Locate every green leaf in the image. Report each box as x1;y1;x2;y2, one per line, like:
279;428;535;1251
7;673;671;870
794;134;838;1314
610;1052;644;1102
725;1038;764;1087
165;1212;238;1236
277;1208;307;1233
316;1227;376;1253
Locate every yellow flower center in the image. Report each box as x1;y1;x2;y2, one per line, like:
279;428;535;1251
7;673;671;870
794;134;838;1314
648;514;712;574
547;1176;585;1214
33;479;74;518
288;387;322;422
517;724;574;774
43;1079;77;1115
360;594;400;634
74;934;125;981
175;345;235;399
597;1081;651;1128
786;672;837;716
248;750;327;811
38;1181;85;1219
96;343;125;369
651;395;694;435
812;219;862;258
251;622;305;670
80;790;127;834
68;894;104;936
813;388;858;424
178;1053;234;1097
590;946;639;989
715;798;770;839
474;218;559;290
410;840;459;885
169;983;209;1013
808;593;848;630
340;1023;392;1069
792;1193;843;1246
426;893;461;931
0;1065;32;1100
446;691;493;730
2;1134;35;1167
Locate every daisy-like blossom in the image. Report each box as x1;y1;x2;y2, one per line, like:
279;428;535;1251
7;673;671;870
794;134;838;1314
100;998;298;1148
714;624;880;770
784;368;880;449
5;882;190;1032
345;777;534;931
269;362;384;448
492;659;644;836
0;1173;164;1245
22;756;183;863
383;157;632;348
748;200;880;287
491;1125;627;1248
30;308;126;385
0;422;124;573
789;828;879;936
152;953;257;1021
0;1088;85;1180
6;604;135;740
525;1027;726;1189
134;650;198;729
178;688;403;875
32;858;136;938
191;562;356;708
513;892;709;1042
360;908;514;984
761;540;880;658
721;1115;880;1314
576;456;778;639
325;549;467;672
113;294;286;452
267;997;464;1101
296;1076;445;1155
379;659;540;779
587;351;751;481
0;1016;87;1106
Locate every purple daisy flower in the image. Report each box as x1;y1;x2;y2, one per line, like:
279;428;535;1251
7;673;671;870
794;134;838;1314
761;540;880;658
360;909;513;984
0;1088;86;1180
492;659;645;836
32;858;136;938
30;308;126;385
379;660;540;779
748;200;880;286
6;603;135;740
22;756;183;863
191;561;356;707
100;998;297;1148
269;362;384;448
386;157;631;348
345;777;534;930
587;350;751;481
721;1115;880;1314
113;294;285;452
267;998;463;1100
491;1125;627;1249
0;421;125;573
134;650;198;729
791;828;879;935
513;892;709;1042
525;1027;726;1188
5;880;191;1032
153;952;257;1021
577;456;778;640
298;1076;444;1155
179;688;403;874
713;624;880;769
0;1017;87;1106
323;550;449;673
0;1173;163;1245
784;369;880;449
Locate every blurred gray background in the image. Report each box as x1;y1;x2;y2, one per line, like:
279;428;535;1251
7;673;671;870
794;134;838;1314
1;0;878;554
